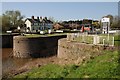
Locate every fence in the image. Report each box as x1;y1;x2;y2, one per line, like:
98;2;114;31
67;33;114;46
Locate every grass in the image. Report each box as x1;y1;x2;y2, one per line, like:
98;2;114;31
74;35;93;44
74;34;120;46
14;50;120;79
23;33;67;38
114;35;120;46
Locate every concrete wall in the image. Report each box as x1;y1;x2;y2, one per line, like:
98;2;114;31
13;35;66;58
58;38;115;64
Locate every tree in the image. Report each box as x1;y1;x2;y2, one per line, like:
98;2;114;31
92;20;100;29
102;14;120;29
48;16;56;23
111;15;120;29
2;10;24;32
2;14;11;32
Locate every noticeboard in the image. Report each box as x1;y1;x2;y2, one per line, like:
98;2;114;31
101;18;110;22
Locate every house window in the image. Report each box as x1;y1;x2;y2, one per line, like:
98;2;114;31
33;27;34;30
27;27;30;31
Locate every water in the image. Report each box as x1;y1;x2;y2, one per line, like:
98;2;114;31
2;48;32;74
1;48;58;76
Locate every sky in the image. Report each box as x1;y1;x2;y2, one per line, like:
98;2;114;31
1;2;119;21
1;0;120;2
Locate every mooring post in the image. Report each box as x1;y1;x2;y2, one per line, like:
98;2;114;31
112;37;114;46
107;33;109;42
103;39;105;45
82;33;85;43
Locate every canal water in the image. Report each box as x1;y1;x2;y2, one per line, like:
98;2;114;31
2;48;33;75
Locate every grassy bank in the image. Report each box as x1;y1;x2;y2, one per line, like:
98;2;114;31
14;50;120;79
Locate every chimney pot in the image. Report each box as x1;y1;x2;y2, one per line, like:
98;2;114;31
40;16;42;19
32;16;34;20
44;17;47;20
37;16;39;20
40;16;42;22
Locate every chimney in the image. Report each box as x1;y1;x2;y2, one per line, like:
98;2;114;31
31;16;35;24
40;16;42;22
37;16;39;20
32;16;34;19
44;17;47;20
32;16;34;20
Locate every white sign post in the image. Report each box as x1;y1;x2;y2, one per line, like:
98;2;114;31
101;17;110;34
101;18;110;22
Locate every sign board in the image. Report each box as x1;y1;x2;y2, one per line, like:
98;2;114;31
101;18;110;22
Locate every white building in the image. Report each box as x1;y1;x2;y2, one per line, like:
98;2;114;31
25;16;53;32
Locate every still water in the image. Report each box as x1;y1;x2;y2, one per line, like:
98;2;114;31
2;48;32;74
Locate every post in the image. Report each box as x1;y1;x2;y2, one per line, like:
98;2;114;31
67;33;70;41
103;39;105;45
112;37;114;46
93;35;100;45
93;35;96;45
82;33;85;43
85;32;87;42
107;33;109;41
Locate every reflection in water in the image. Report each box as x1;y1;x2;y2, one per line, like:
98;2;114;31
2;48;32;74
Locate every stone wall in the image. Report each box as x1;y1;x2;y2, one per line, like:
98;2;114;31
13;35;66;58
1;35;13;48
1;34;20;48
57;38;115;64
